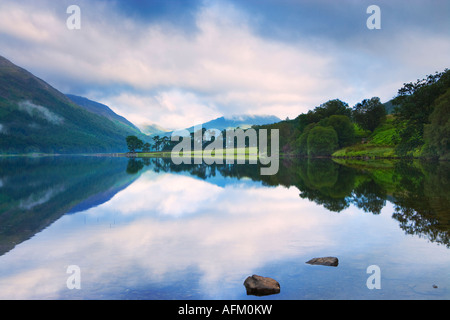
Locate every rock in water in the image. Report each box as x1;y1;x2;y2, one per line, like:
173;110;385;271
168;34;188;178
306;257;339;267
243;275;280;296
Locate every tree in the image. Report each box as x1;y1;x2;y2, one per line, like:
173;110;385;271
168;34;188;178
315;99;352;119
297;99;351;132
126;135;143;153
152;135;161;151
142;142;151;153
423;88;450;159
325;115;356;147
392;69;450;156
295;123;317;156
352;97;386;132
161;136;170;151
307;126;338;157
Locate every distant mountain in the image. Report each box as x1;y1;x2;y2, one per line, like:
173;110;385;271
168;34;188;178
168;115;281;136
0;55;149;154
139;123;170;136
201;115;281;130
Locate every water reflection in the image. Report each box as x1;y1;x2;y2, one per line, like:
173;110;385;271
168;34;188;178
0;156;136;255
127;157;450;248
0;156;448;299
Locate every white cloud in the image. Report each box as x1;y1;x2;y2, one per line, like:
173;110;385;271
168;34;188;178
0;172;335;299
18;101;64;125
0;0;448;128
100;90;222;130
103;171;224;216
0;0;338;126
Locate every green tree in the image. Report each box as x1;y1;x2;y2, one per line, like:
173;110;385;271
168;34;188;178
326;115;356;147
314;99;352;119
392;69;450;156
297;99;351;132
161;136;170;151
352;97;386;132
126;135;143;153
142;142;151;153
423;87;450;159
307;126;338;156
296;123;316;155
152;135;161;151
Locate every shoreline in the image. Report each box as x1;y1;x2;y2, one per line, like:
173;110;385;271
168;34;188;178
0;151;447;162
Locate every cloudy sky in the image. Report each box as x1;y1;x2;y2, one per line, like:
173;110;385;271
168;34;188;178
0;0;448;130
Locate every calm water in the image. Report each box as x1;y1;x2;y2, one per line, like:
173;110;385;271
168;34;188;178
0;156;448;300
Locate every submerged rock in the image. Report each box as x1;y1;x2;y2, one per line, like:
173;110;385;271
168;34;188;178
306;256;339;267
243;275;280;296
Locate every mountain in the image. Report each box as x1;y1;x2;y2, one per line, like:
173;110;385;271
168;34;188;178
66;94;141;132
0;55;149;154
201;115;281;130
167;114;281;136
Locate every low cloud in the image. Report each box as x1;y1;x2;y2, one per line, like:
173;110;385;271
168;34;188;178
102;90;222;130
18;101;64;125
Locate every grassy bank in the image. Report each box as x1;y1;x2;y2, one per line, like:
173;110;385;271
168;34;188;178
123;147;262;161
332;115;402;159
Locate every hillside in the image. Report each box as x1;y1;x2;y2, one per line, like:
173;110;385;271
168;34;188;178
0;55;149;154
332;115;398;158
66;94;141;133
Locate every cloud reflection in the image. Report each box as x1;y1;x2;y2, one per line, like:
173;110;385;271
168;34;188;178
0;170;341;299
1;170;446;299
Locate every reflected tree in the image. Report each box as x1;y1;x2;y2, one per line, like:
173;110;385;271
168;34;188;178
120;155;449;247
351;179;386;215
126;159;144;174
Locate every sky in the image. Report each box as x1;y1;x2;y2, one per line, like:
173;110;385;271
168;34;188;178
0;0;448;130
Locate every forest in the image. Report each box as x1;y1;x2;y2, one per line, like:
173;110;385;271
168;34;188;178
256;68;450;160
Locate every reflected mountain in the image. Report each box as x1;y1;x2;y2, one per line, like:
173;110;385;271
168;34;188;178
0;156;138;255
0;155;448;258
127;156;450;247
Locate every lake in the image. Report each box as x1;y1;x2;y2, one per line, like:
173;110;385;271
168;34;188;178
0;156;448;300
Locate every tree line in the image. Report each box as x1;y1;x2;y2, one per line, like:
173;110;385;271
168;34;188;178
126;134;175;153
126;68;449;160
254;95;387;157
256;68;449;159
126;128;257;154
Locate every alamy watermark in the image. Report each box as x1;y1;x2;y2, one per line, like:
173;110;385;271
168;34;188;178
66;265;81;290
66;5;81;30
366;5;381;30
366;265;381;289
170;126;279;175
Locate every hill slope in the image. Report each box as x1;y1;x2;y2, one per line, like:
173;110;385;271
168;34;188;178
66;94;141;133
0;55;148;154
